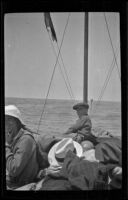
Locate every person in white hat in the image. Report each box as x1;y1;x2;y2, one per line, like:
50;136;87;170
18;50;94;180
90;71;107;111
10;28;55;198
41;138;83;175
5;105;39;189
48;137;83;166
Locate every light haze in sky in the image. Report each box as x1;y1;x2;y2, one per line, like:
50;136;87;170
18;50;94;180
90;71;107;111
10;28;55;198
5;12;121;102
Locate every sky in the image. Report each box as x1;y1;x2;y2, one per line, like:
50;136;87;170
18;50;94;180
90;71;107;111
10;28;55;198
4;12;121;102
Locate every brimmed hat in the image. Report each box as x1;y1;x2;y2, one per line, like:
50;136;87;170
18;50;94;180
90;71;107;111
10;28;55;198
73;102;89;110
5;105;24;124
48;138;83;166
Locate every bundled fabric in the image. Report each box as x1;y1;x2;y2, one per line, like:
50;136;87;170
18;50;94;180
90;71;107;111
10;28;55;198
95;137;121;165
92;127;114;138
35;135;61;169
40;151;113;190
13;137;122;191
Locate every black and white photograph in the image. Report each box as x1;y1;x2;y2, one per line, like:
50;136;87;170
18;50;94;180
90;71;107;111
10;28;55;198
2;1;126;197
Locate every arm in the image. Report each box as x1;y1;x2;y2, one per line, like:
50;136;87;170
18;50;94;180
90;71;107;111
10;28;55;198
6;135;36;177
63;127;77;135
63;119;83;135
63;116;91;135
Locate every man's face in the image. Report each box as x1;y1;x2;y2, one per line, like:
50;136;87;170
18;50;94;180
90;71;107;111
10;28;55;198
5;116;18;144
76;107;88;118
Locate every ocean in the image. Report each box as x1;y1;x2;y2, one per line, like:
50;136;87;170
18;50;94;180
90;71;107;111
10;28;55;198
5;97;121;138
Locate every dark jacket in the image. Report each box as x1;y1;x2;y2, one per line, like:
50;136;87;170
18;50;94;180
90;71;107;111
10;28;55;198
66;115;92;136
6;129;39;189
95;137;122;165
41;151;112;190
65;114;99;144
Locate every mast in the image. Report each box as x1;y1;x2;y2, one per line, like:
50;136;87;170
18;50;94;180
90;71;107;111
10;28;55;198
83;12;88;103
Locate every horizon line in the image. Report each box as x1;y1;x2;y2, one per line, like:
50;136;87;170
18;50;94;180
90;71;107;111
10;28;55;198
5;96;121;103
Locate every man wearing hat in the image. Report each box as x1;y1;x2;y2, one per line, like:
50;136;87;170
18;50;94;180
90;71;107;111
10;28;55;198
40;137;111;190
63;102;97;144
5;105;39;189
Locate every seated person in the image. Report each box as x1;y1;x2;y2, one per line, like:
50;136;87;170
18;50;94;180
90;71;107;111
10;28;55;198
39;138;111;190
48;137;83;167
5;105;39;189
26;138;121;191
38;137;83;177
63;102;97;144
31;138;82;185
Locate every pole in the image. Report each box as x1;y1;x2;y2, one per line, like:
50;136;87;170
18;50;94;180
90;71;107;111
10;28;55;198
83;12;88;103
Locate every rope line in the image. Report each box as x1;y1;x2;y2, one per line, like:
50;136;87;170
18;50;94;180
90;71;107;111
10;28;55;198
36;13;71;134
97;47;119;104
56;42;75;100
48;30;75;100
104;13;121;81
91;45;120;114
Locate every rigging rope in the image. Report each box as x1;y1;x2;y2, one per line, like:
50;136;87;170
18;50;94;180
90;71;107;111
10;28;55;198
56;42;75;100
96;46;120;105
103;13;121;81
90;13;121;115
90;45;120;115
36;13;71;134
48;30;75;100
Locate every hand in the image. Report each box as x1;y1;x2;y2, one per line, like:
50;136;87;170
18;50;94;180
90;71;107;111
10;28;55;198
73;134;84;143
37;169;47;179
46;165;62;175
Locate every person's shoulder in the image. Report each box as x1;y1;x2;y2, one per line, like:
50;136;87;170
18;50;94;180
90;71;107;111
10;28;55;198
18;131;37;152
21;130;35;143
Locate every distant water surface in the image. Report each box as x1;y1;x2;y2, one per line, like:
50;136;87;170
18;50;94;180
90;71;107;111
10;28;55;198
5;97;121;137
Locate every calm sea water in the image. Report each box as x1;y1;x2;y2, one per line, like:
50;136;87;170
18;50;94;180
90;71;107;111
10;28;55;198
5;97;121;138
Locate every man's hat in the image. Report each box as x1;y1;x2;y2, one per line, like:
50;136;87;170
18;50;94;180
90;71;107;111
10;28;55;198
73;102;89;110
48;138;83;167
5;105;24;124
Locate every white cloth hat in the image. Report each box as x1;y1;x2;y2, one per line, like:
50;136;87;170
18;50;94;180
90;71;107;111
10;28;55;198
48;138;83;167
5;105;24;124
